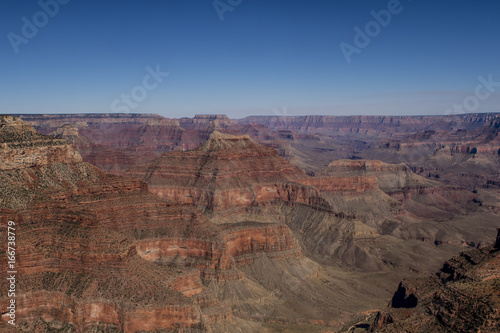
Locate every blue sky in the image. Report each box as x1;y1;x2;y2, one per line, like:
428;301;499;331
1;0;500;118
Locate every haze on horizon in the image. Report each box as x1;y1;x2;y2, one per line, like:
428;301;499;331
1;0;500;118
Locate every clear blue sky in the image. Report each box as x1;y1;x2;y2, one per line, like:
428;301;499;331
1;0;500;118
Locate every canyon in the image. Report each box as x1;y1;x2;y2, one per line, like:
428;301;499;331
370;228;500;332
1;113;499;332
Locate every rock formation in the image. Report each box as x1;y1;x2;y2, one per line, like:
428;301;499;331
15;113;500;193
370;229;500;332
2;114;499;332
0;115;82;171
0;116;222;331
126;131;308;219
127;130;491;275
0;116;367;332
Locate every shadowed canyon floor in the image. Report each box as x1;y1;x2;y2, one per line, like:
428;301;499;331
1;114;499;332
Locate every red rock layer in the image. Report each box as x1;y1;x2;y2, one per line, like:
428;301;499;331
0;291;204;332
1;118;317;331
135;238;235;270
135;223;303;276
221;224;302;263
127;131;308;213
0;115;82;171
300;176;378;194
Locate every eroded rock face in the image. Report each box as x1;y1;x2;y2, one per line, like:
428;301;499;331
2;114;498;332
127;131;307;216
0;115;82;171
318;159;475;224
320;159;428;191
372;230;500;332
0;117;312;332
301;176;379;194
370;312;394;331
0;118;215;331
16;113;500;192
221;224;302;262
127;130;491;269
375;117;500;190
0;161;212;331
241;113;500;132
15;114;237;174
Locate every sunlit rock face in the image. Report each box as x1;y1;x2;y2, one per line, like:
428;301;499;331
0;115;82;171
2;114;499;332
127;131;309;216
0;118;309;332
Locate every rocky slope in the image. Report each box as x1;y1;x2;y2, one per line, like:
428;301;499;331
0;116;394;332
127;131;493;275
0;115;82;171
0;116;217;331
370;229;500;332
2;114;499;332
126;131;309;219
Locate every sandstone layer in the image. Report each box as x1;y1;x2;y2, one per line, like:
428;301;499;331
2;114;499;332
15;113;500;193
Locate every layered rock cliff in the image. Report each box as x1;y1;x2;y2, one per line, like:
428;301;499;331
126;130;488;275
0;117;225;331
0;115;82;171
126;131;309;217
15;113;500;192
2;114;499;332
240;113;499;134
0;116;350;332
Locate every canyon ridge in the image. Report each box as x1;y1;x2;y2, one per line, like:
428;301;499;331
1;113;499;332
